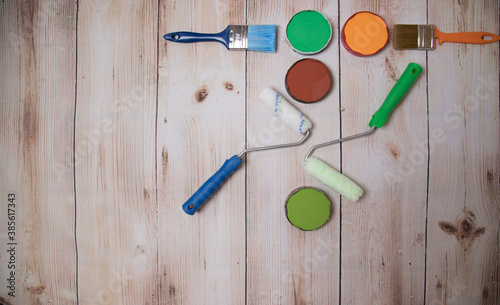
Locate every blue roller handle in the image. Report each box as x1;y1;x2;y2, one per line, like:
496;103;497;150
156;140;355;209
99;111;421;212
182;155;242;215
163;26;230;49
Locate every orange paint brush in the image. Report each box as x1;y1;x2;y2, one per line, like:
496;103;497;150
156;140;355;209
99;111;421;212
393;24;500;50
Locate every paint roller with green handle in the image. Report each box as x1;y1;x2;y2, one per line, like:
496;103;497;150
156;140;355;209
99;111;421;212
304;62;423;201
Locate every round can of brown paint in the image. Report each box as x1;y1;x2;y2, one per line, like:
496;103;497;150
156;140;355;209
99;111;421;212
285;58;333;103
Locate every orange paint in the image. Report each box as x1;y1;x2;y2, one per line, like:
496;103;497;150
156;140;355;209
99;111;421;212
341;11;388;56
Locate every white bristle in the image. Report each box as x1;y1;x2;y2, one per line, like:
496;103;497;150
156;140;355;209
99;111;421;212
248;25;277;52
259;87;312;134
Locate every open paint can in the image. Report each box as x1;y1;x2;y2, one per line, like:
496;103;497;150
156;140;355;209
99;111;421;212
341;11;389;56
286;10;333;55
285;187;331;231
285;58;332;103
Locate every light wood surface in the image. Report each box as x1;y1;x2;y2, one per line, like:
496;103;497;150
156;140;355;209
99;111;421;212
0;1;78;304
75;0;158;304
426;1;500;304
339;0;429;304
0;0;498;305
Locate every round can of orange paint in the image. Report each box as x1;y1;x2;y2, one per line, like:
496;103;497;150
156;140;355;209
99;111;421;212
341;11;389;56
285;58;333;103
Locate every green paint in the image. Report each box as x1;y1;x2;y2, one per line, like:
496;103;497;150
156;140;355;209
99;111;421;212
285;187;331;231
286;10;332;54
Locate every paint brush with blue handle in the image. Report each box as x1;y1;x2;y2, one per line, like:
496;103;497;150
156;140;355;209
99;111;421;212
182;87;312;215
164;25;277;52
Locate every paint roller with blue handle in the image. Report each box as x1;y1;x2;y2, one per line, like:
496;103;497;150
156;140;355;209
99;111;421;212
304;63;423;201
182;87;312;215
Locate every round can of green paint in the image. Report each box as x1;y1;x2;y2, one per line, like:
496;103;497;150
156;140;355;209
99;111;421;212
285;58;333;103
286;10;333;55
285;187;331;231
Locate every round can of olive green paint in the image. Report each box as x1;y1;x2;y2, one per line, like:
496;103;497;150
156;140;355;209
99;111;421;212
286;10;333;55
285;187;331;231
285;58;333;103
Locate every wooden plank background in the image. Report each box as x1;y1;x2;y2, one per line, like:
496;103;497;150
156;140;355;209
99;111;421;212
0;0;498;305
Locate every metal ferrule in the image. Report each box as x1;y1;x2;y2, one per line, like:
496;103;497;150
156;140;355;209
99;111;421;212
304;126;376;161
229;25;248;50
418;24;435;50
238;130;310;158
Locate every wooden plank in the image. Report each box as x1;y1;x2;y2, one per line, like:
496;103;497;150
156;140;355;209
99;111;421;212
75;0;158;304
0;0;78;304
157;0;246;304
246;1;340;304
339;0;428;304
426;0;500;304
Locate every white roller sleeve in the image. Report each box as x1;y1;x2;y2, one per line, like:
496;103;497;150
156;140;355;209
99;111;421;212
305;156;363;202
259;87;312;134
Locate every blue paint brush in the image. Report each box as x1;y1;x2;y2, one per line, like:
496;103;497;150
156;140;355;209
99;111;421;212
163;25;276;52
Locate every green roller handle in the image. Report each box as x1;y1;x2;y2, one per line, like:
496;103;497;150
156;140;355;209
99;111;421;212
369;63;423;128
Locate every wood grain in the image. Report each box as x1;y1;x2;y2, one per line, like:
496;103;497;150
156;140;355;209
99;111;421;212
339;0;428;304
75;0;158;304
0;0;499;304
157;0;246;304
426;0;500;304
0;0;78;304
246;1;341;304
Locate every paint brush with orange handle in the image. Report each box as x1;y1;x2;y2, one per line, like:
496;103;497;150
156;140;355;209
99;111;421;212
393;24;500;50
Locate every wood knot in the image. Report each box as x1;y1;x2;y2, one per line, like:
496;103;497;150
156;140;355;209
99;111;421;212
385;142;400;159
136;245;146;254
0;296;13;305
438;210;486;251
483;287;489;299
438;221;457;234
27;285;46;295
459;218;472;235
169;285;176;296
224;81;234;91
385;57;398;81
195;87;208;103
486;170;493;181
143;188;150;199
162;147;168;169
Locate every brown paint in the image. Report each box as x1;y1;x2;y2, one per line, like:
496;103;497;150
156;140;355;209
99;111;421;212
285;58;332;103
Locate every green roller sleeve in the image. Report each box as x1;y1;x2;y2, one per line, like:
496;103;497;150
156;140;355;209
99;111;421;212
369;63;423;128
